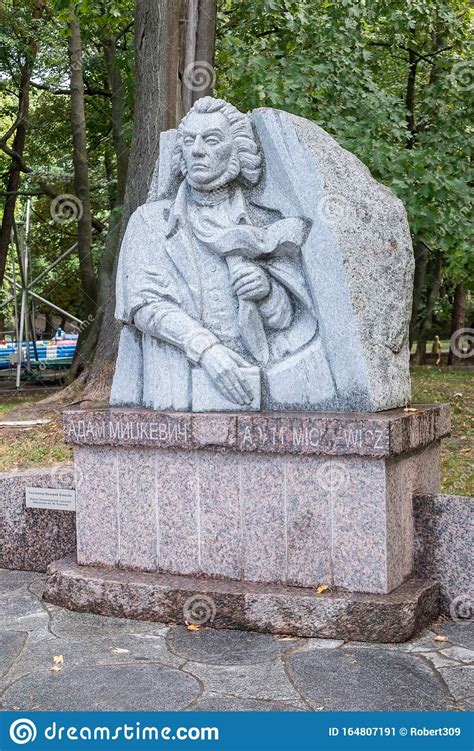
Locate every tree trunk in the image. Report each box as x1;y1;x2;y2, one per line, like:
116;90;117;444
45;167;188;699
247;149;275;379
42;0;217;408
68;14;98;319
102;35;129;201
179;0;217;117
413;251;443;365
447;282;466;365
64;33;131;386
0;0;45;288
405;48;418;149
409;239;429;348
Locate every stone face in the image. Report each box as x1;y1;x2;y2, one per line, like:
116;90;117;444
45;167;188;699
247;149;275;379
413;493;473;616
68;408;446;594
43;556;439;643
0;466;76;572
110;97;414;413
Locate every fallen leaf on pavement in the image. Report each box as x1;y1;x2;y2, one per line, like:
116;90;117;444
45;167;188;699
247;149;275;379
316;584;329;594
186;624;200;632
433;635;449;642
53;655;64;664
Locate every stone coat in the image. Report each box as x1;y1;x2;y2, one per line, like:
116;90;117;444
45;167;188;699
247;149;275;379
111;183;334;410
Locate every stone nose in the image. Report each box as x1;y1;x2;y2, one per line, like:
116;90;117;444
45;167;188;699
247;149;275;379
191;135;206;156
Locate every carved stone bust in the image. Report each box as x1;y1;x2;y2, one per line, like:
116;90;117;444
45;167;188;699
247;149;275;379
111;97;414;413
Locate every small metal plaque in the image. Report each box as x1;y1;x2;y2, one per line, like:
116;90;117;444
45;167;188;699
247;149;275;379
26;486;76;512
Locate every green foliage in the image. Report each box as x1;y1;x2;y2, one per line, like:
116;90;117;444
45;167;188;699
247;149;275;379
0;0;134;328
0;0;471;335
216;0;473;286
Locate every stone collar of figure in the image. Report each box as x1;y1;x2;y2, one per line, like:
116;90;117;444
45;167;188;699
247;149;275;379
166;180;248;239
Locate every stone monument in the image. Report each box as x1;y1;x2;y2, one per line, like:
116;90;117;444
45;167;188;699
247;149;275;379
110;97;414;413
44;98;449;642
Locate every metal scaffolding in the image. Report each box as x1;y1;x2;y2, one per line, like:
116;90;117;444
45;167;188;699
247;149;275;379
1;199;84;389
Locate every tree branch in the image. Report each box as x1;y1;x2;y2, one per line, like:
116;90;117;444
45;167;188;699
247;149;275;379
0;117;22;147
30;80;111;97
0;141;106;233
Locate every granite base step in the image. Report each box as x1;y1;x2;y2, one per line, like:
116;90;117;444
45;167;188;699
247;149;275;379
44;556;439;643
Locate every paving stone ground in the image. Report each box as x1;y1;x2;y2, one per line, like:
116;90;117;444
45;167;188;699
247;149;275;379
0;569;472;712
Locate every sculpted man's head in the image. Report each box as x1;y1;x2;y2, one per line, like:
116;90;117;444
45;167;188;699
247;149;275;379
172;97;262;191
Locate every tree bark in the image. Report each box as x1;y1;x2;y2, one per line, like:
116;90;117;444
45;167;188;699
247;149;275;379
179;0;217;117
0;0;45;288
413;251;443;365
405;48;418;149
409;239;429;348
42;0;217;408
447;282;466;365
79;0;182;403
68;14;98;318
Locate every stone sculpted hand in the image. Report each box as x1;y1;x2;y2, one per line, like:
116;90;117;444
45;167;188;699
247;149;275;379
231;263;270;301
200;344;254;405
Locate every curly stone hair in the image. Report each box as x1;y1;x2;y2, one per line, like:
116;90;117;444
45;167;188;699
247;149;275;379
171;96;262;186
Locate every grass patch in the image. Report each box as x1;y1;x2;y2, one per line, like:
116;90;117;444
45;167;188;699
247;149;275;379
0;392;71;473
0;369;472;495
411;366;473;497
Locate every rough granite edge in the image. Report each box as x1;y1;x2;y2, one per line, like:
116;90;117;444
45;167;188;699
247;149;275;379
43;556;439;643
63;404;450;457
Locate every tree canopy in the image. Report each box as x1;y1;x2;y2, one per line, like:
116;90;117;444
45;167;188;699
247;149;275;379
0;0;472;378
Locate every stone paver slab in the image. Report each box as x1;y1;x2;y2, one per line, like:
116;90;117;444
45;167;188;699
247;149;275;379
1;664;200;711
288;648;452;711
186;694;305;711
168;626;284;665
5;635;183;683
185;661;304;706
0;632;26;677
49;608;169;640
438;666;474;701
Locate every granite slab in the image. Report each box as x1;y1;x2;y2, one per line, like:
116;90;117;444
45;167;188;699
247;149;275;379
44;556;439;643
414;493;473;616
0;466;76;572
64;404;450;457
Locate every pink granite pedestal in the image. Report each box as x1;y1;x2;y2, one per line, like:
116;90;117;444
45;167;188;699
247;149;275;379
43;405;450;641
